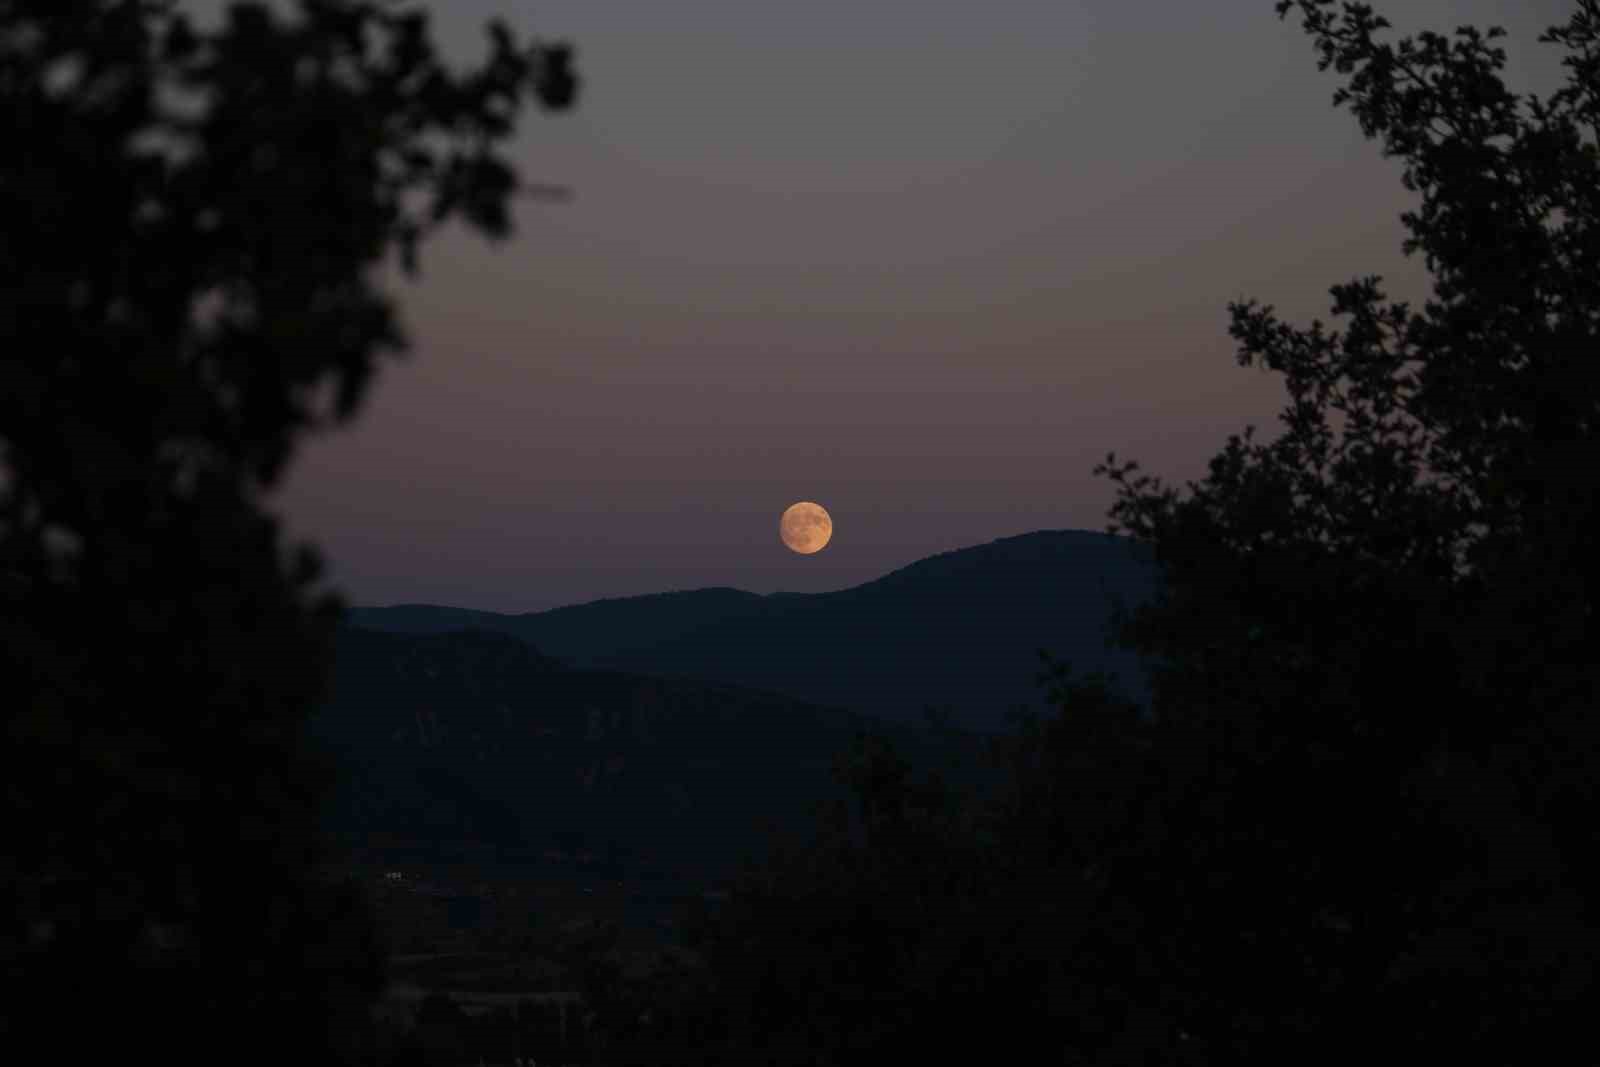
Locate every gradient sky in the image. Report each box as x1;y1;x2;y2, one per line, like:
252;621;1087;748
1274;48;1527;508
193;0;1578;612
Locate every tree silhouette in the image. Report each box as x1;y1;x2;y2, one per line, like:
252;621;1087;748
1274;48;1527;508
0;1;575;1061
667;729;1009;1065
1092;0;1599;1058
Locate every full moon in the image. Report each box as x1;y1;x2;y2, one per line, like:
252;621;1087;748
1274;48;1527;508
780;501;832;555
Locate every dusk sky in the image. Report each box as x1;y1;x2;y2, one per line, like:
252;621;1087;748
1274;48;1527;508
210;0;1575;612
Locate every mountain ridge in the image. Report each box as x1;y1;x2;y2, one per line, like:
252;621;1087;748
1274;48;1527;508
349;529;1159;731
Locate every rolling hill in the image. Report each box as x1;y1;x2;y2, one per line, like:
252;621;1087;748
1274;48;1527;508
348;529;1160;731
313;626;993;880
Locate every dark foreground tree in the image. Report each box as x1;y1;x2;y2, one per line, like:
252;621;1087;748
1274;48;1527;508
665;674;1169;1067
1091;0;1599;1059
664;730;1019;1065
0;1;575;1061
674;3;1598;1064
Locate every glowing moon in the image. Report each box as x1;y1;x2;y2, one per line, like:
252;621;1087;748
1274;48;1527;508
780;501;832;555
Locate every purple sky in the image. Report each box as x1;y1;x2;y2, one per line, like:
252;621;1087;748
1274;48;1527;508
205;0;1576;612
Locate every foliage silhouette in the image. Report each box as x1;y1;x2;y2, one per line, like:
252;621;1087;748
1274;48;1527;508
1090;0;1599;1056
1;1;575;1062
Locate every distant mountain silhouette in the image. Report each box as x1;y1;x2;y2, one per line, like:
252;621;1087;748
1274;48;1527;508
314;626;988;880
350;530;1159;731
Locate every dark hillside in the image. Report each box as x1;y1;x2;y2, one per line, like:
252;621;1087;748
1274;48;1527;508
314;627;993;882
350;529;1159;731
